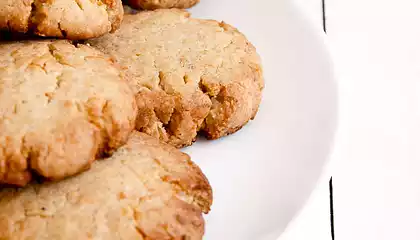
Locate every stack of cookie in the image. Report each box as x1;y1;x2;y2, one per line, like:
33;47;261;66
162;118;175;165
0;1;263;239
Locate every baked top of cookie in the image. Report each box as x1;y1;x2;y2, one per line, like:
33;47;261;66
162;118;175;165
88;9;264;148
0;0;124;40
127;0;199;10
0;132;212;240
0;40;137;186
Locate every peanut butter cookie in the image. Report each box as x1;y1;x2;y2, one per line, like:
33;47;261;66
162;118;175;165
126;0;199;10
0;132;212;240
88;9;264;148
0;40;137;186
0;0;123;40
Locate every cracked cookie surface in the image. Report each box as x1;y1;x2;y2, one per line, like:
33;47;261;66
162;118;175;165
0;132;212;240
0;0;124;40
126;0;199;10
0;40;137;186
88;9;264;148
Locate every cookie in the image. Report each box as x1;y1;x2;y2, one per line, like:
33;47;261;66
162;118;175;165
0;0;124;40
0;40;137;186
0;132;212;240
88;10;264;148
126;0;199;10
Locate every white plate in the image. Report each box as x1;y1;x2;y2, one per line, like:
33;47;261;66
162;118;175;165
184;1;337;239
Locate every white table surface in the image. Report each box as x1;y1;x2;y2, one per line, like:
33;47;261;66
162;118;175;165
279;0;420;240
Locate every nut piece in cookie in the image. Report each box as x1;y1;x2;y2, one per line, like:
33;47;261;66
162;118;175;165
0;132;212;240
88;9;264;148
126;0;199;10
0;0;124;40
0;40;137;186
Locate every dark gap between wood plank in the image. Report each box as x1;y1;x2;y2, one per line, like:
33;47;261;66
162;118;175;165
321;1;334;239
322;0;327;32
330;177;335;240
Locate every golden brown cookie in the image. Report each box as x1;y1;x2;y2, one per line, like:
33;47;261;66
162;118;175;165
0;0;124;40
0;132;212;240
88;9;264;148
126;0;199;10
0;40;137;186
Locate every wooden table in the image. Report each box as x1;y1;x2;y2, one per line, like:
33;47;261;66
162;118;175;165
281;0;420;239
